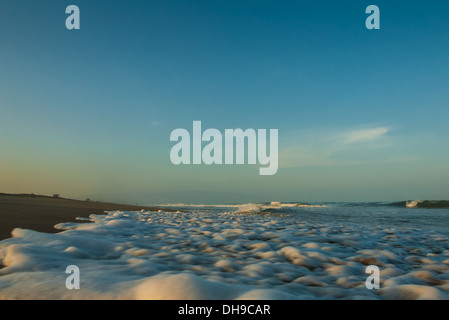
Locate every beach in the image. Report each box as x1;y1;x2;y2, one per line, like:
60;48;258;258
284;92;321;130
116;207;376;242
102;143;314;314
1;201;449;299
0;193;174;241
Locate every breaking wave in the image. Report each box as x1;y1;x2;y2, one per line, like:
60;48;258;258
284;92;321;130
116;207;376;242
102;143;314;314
393;200;449;209
157;200;449;212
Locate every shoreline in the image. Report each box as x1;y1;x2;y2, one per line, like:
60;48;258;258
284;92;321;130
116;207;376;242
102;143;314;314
0;193;176;241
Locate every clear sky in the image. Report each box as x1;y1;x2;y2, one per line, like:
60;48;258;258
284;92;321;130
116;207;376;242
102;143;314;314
1;0;449;204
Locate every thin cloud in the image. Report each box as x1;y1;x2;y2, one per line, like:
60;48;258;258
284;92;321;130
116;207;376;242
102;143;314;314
279;126;399;168
342;127;389;145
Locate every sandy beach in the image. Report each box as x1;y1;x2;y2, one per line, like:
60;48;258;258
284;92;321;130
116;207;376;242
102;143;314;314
0;193;173;241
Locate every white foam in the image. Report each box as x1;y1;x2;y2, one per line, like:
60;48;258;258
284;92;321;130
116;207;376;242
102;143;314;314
1;209;449;299
406;200;423;208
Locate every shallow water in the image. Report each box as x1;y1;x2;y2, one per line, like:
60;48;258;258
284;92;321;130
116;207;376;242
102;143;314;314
1;202;449;299
165;201;449;231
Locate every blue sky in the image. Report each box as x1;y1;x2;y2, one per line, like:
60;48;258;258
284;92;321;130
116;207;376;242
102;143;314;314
1;0;449;204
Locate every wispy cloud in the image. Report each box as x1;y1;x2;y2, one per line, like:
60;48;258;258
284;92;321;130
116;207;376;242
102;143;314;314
341;127;389;145
279;125;407;168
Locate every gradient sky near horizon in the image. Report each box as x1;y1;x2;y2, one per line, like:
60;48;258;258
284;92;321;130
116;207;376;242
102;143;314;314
1;0;449;204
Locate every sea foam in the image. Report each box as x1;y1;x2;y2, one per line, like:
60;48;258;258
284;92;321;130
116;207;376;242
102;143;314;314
1;208;449;299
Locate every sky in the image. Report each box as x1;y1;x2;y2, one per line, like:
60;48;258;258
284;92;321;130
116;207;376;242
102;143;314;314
1;0;449;204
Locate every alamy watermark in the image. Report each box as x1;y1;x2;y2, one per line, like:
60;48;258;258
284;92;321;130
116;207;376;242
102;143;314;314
65;5;80;30
64;5;380;31
65;265;80;290
365;265;380;290
170;121;278;175
366;5;380;30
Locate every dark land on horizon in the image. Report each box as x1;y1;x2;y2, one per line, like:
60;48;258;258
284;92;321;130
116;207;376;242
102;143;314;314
0;193;174;241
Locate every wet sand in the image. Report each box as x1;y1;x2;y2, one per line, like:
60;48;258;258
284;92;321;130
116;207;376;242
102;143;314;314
0;193;174;241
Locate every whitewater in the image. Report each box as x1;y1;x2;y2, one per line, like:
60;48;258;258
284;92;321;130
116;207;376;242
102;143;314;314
1;201;449;299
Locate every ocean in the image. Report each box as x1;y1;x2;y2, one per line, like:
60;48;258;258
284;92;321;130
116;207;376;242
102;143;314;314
161;201;449;231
